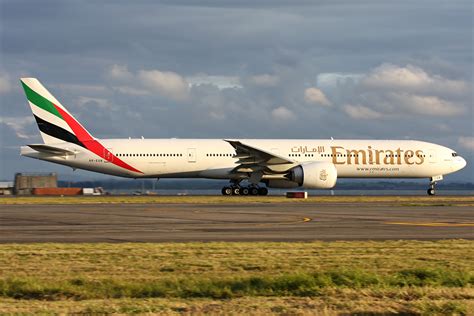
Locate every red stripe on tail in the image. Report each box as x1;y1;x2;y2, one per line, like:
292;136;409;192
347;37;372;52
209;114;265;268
54;105;143;174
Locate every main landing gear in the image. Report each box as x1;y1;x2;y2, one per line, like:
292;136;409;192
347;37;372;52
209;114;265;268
221;184;268;196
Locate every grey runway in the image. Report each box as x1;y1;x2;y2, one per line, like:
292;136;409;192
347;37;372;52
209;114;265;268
0;202;473;242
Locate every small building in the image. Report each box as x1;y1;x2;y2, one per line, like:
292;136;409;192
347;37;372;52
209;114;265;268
14;173;58;195
0;181;14;195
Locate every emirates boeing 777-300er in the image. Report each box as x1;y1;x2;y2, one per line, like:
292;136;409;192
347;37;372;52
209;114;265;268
19;78;467;196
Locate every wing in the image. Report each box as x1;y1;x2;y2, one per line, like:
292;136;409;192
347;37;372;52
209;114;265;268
225;140;295;174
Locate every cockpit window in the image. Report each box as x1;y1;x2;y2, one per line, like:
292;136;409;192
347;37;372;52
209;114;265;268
452;152;458;157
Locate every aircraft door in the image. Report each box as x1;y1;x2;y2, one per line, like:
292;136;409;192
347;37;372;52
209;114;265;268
104;148;114;163
187;148;196;163
428;149;436;163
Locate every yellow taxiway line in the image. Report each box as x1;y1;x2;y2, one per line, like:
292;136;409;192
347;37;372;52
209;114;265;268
385;222;474;227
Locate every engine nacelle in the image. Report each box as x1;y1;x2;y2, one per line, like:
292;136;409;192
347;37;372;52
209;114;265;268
289;162;337;189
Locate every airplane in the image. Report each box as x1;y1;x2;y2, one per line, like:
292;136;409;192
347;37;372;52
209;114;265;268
19;78;467;196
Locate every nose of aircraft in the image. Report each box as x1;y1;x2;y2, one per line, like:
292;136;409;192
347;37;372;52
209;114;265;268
455;156;467;171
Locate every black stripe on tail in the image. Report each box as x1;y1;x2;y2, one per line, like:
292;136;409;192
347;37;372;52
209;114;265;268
33;115;85;148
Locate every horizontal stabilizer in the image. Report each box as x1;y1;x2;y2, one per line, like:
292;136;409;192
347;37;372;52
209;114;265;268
28;144;76;156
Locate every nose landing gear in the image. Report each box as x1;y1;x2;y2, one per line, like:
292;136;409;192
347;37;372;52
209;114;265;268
427;184;435;196
427;175;443;196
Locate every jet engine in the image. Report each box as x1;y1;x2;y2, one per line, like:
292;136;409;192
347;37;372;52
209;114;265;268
287;161;337;189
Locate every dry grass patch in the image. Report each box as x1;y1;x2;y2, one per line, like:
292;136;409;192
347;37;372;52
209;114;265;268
0;240;472;314
1;240;473;280
1;195;473;205
0;290;471;315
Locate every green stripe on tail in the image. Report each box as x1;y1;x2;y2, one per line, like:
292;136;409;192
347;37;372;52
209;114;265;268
21;81;63;119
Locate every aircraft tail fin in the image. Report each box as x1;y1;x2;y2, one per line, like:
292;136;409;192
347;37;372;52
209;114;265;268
20;78;94;147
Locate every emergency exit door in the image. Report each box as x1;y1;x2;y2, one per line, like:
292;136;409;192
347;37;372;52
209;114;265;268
187;148;196;163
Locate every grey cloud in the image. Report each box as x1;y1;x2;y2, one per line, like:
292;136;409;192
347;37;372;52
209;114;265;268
0;116;36;140
107;65;134;81
106;65;190;101
138;70;189;102
458;136;474;152
187;74;242;89
0;72;12;94
387;93;464;117
319;63;470;121
361;64;469;97
304;87;331;107
271;106;296;121
343;104;384;120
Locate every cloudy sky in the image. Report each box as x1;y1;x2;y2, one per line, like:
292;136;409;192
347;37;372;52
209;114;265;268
0;0;472;182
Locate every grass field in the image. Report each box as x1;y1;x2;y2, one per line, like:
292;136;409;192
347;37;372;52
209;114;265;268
1;195;473;206
0;241;472;314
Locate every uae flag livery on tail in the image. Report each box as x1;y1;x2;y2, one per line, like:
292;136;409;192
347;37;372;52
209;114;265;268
20;78;142;174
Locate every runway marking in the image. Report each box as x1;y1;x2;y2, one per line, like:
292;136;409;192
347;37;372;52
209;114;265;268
385;222;474;227
256;217;312;227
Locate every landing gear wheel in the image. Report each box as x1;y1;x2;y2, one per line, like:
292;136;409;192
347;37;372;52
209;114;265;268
427;176;442;196
427;179;437;196
222;187;232;196
258;187;268;196
241;187;250;195
250;187;259;196
232;187;241;195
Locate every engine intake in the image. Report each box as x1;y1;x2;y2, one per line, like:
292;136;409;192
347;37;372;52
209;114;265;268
288;162;337;189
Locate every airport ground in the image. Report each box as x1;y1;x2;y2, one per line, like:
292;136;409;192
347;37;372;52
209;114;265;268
0;195;473;242
0;196;472;314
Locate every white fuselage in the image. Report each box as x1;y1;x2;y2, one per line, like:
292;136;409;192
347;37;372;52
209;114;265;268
21;139;466;180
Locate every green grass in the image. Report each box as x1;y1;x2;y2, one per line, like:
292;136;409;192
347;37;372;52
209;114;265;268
1;268;471;300
0;241;473;314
